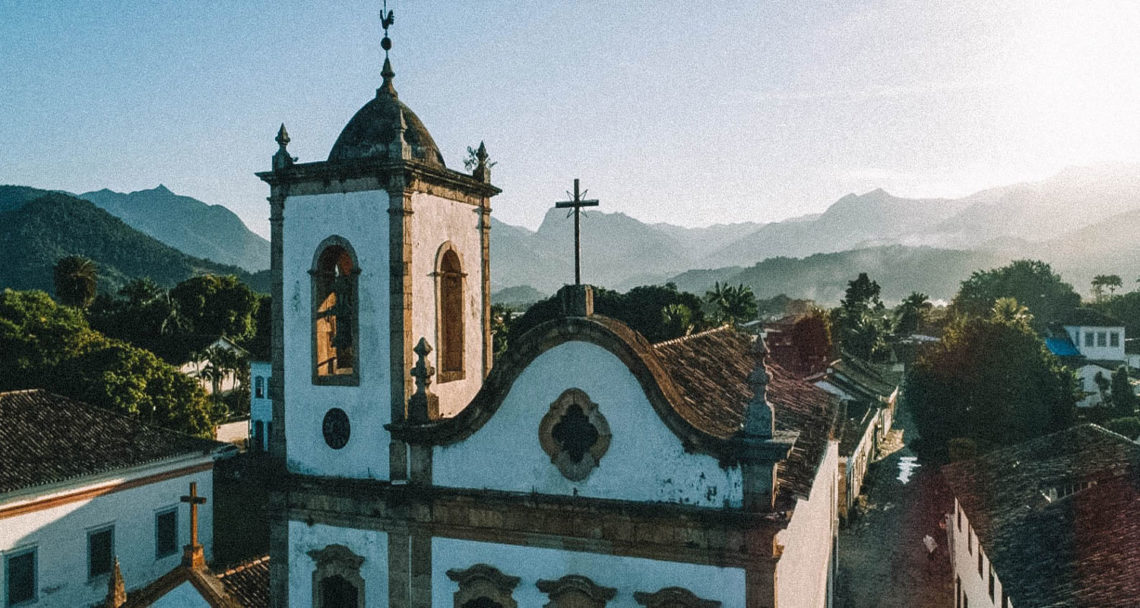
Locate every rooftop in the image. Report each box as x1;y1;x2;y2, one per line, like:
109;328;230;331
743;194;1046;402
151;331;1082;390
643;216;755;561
1061;307;1124;328
0;389;221;495
942;424;1140;608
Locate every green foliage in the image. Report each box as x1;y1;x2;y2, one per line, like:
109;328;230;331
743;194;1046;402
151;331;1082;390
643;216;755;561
508;283;714;346
951;260;1080;332
1111;365;1137;418
1090;291;1140;343
0;289;215;437
704;282;759;325
833;273;890;360
907;298;1078;460
1092;274;1124;302
894;291;932;335
53;255;98;309
1104;416;1140;440
170;275;259;343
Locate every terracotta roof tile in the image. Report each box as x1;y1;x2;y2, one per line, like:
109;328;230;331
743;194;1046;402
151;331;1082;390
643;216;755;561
653;327;840;506
942;424;1140;607
217;556;270;608
0;389;220;494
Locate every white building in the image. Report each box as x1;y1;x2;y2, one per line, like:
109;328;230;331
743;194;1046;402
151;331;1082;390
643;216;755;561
0;390;223;608
1046;309;1130;408
942;424;1140;608
256;30;842;608
249;360;272;451
177;336;249;396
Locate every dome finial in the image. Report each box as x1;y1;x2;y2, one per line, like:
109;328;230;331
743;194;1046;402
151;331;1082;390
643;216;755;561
377;1;397;97
273;124;294;171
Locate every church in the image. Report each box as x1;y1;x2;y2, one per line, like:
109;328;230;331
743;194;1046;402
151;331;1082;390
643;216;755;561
256;16;840;608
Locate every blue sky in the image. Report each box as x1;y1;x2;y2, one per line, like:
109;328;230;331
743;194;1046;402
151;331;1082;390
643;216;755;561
2;1;1138;237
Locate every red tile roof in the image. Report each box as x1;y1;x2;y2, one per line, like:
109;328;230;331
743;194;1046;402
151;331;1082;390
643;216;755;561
217;556;270;608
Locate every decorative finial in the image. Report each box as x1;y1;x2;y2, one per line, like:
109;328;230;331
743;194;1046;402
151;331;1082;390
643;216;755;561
104;558;126;608
742;335;774;438
381;0;395;57
272;124;294;171
473;141;491;182
408;337;439;423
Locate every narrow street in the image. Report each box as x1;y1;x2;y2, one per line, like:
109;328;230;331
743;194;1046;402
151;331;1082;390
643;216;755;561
835;402;955;607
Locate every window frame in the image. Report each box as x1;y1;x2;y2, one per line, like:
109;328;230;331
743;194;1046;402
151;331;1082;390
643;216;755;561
1111;331;1120;347
87;524;115;580
255;375;265;398
434;242;467;383
155;506;179;559
4;546;36;608
310;236;361;386
1098;331;1108;347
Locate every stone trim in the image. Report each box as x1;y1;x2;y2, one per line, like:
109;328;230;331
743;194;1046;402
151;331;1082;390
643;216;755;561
388;315;740;461
479;203;492;378
633;587;721;608
256;159;500;204
308;544;366;608
433;241;466;384
538;388;611;481
388;179;414;481
536;575;616;608
445;564;520;608
309;235;362;386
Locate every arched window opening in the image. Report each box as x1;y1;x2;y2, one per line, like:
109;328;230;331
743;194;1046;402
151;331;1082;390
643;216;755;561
312;239;360;384
308;544;365;608
319;575;359;608
437;245;465;382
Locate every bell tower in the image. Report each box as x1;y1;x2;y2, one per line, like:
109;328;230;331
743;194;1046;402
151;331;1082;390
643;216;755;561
256;19;500;484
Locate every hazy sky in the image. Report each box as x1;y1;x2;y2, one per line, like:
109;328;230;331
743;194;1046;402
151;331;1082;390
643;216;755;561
2;1;1138;238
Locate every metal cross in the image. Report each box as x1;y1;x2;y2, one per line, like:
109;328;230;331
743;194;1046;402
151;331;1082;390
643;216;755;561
554;178;599;286
180;482;208;548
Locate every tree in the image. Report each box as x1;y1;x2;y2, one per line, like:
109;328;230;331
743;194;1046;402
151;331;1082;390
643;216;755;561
0;289;215;437
908;297;1077;460
951;260;1080;332
1111;365;1137;418
53;255;98;309
170;274;259;342
790;308;833;373
894;292;932;335
1092;274;1124;302
705;282;758;326
833;273;889;360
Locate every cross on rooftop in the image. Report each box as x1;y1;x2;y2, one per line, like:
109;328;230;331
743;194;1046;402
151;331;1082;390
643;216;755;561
180;481;208;568
554;179;600;286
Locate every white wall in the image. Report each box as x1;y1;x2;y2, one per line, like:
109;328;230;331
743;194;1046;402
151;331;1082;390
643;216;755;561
776;442;838;608
1065;325;1126;362
0;461;214;608
432;341;744;508
287;521;388;608
1075;364;1114;408
282;190;391;479
408;192;486;418
432;538;745;608
949;498;1009;608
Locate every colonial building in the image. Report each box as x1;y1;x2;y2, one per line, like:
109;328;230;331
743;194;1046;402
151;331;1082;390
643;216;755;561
1046;308;1132;408
942;424;1140;608
250;360;272;451
258;24;840;608
0;390;223;608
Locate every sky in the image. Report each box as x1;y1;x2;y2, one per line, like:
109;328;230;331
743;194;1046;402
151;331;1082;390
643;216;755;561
2;1;1138;238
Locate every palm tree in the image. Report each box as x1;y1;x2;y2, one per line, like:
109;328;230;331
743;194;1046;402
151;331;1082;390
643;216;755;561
53;255;97;309
895;291;932;335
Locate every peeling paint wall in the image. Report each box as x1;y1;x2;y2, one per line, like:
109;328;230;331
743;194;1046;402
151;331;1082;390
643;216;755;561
432;341;744;507
776;441;838;608
282;191;391;479
432;538;745;607
287;521;388;607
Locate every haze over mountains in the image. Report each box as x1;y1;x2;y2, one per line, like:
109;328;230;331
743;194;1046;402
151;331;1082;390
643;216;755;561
4;163;1138;308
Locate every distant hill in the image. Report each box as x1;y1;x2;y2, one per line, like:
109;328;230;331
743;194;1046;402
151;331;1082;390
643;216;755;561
79;185;269;272
491;285;547;309
0;186;267;295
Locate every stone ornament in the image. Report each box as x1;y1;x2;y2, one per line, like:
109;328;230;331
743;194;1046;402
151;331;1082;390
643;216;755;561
307;544;365;608
536;575;617;608
539;388;612;482
445;563;520;608
322;408;351;449
633;587;721;608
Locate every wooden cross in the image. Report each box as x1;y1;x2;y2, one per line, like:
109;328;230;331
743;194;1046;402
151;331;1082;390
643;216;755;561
554;178;599;286
180;482;207;549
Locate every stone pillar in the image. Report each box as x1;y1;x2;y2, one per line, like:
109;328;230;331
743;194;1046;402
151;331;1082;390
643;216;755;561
387;532;411;608
746;561;778;608
387;181;414;481
559;284;594;317
479;199;493;376
267;496;290;608
268;187;287;463
410;532;433;608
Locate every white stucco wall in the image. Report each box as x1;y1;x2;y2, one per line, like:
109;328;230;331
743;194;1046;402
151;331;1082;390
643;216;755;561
1065;325;1126;362
282;190;391;479
287;521;388;608
408;192;486;418
432;341;744;507
1075;364;1114;408
775;441;838;608
433;538;745;607
950;498;1010;608
0;460;214;608
150;581;212;608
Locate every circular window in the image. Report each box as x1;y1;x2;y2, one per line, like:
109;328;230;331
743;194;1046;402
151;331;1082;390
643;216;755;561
538;388;611;481
322;408;351;449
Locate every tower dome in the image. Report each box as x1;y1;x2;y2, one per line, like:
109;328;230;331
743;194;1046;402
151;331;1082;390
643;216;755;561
327;58;445;167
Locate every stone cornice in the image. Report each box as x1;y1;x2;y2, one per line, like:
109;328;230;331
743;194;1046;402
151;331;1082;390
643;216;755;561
256;157;500;203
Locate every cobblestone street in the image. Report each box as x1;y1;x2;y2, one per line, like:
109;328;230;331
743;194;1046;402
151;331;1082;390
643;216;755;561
835;404;954;607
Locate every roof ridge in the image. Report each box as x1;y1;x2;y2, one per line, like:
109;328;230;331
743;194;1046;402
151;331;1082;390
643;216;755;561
217;555;270;578
652;324;734;348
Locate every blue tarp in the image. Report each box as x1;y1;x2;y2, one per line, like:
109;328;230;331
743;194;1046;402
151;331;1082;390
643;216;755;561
1046;337;1080;357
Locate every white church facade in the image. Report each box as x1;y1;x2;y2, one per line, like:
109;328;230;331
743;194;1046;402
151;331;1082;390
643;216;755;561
258;24;840;608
